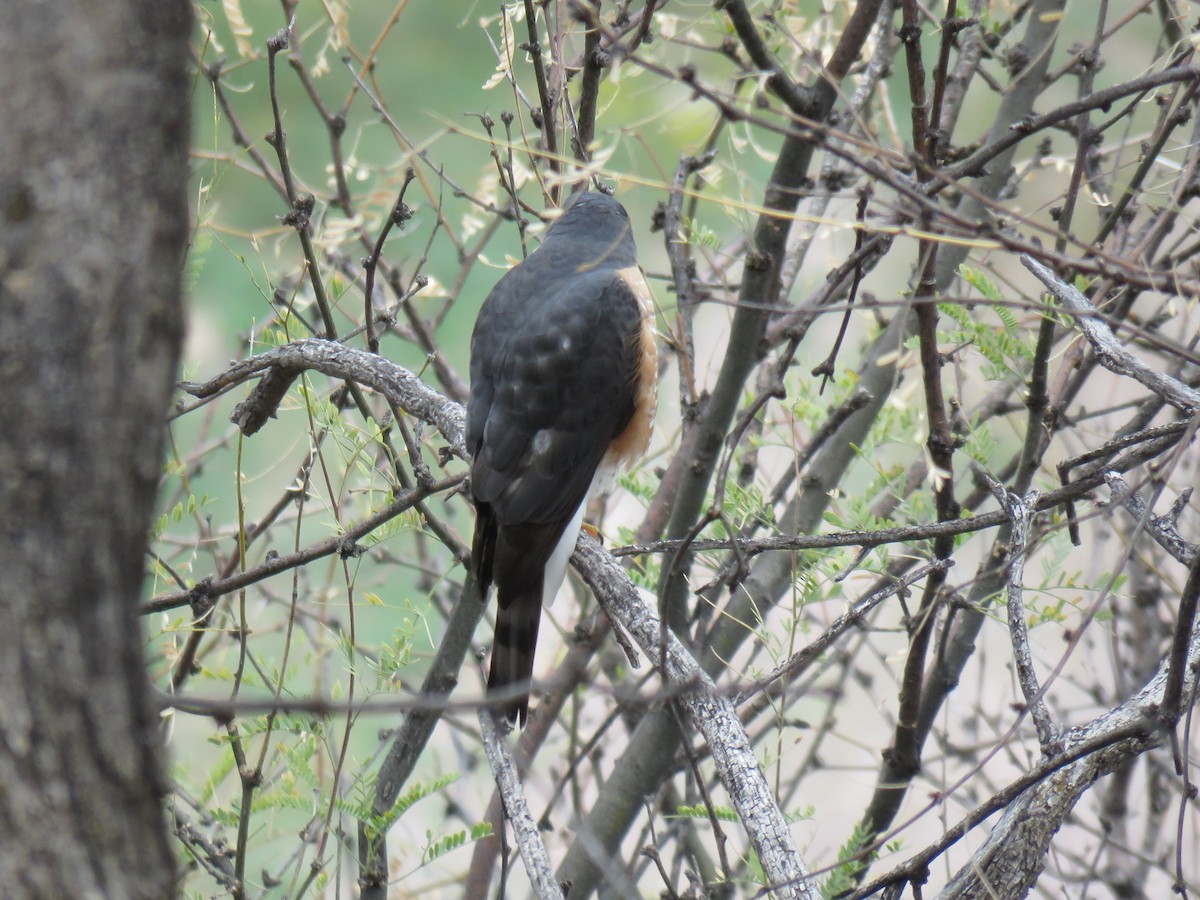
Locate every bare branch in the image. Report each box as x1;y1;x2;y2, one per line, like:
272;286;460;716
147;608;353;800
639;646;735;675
987;479;1060;752
181;339;467;454
1022;254;1200;412
478;711;564;899
940;602;1200;896
573;535;820;900
1104;473;1197;567
714;0;819;117
737;559;953;713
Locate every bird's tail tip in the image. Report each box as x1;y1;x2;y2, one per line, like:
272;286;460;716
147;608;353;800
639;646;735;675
487;593;541;728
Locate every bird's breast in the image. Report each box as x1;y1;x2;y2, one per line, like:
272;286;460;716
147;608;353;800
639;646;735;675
600;264;658;491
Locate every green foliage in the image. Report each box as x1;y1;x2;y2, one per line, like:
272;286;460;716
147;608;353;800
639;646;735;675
184;229;211;293
360;497;423;547
619;467;659;506
931;265;1037;383
746;846;767;887
672;802;741;823
959;265;1002;303
721;476;775;533
682;215;721;250
618;466;663;590
616;537;660;591
424;829;466;862
366;604;421;685
961;415;998;467
1020;528;1121;627
152;493;214;540
364;773;461;848
822;821;879;898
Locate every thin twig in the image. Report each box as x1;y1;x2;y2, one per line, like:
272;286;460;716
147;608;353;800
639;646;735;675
363;168;416;354
264;27;339;339
143;473;465;615
522;0;560;195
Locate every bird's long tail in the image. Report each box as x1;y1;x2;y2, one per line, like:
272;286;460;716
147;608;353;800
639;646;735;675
487;582;543;727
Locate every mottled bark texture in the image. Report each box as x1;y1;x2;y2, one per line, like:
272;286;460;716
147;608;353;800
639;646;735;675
0;1;192;896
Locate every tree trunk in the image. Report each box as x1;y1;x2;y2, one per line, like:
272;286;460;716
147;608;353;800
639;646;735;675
0;1;192;896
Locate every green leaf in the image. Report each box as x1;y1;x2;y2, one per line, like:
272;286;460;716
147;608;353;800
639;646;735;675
424;829;467;862
822;821;879;897
365;773;460;843
960;264;1002;301
672;803;740;822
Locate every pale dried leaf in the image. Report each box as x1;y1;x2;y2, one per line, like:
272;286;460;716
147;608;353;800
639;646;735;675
221;0;254;59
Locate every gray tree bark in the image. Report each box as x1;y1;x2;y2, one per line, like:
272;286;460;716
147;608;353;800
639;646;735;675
0;1;192;896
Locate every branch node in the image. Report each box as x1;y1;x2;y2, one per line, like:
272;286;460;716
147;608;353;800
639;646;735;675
282;194;315;230
267;28;289;55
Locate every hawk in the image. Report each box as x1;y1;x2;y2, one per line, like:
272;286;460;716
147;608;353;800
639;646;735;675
467;191;658;726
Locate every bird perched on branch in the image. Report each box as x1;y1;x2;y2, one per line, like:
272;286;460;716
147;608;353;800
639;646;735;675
466;191;658;726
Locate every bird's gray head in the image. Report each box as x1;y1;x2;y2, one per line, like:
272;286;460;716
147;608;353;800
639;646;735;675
540;191;637;267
